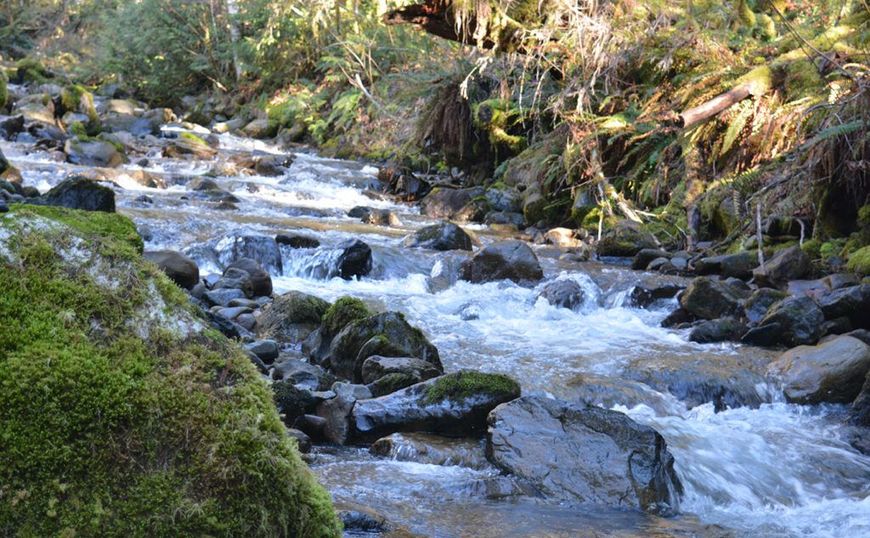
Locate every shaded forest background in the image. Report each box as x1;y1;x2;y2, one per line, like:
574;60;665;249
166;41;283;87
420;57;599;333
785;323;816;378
1;0;869;269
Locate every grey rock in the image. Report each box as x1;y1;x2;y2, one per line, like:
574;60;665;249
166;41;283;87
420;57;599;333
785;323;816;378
144;250;199;290
403;221;473;251
460;240;543;285
538;279;586;310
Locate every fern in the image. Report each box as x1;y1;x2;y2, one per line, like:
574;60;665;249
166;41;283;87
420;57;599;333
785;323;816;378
719;102;753;157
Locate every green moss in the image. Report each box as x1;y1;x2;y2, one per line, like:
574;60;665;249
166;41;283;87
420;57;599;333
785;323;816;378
0;69;7;111
423;371;520;405
322;296;371;337
179;131;208;146
14;58;50;84
847;246;870;275
820;239;847;261
369;372;419;396
0;208;340;536
801;238;822;260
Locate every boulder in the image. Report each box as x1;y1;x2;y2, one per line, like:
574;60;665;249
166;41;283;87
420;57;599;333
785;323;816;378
272;381;321;425
679;277;746;320
143;250;199;290
321;312;440;382
256;291;330;343
767;335;870;404
102;113;161;136
254;154;294;176
39;176;115;212
333;239;372;280
694;252;758;280
203;288;246;307
272;359;335;390
748;296;824;347
352;371;521;441
316;382;372;445
486;396;681;515
632;249;670;271
744;288;788;325
215;234;282;274
244;339;279;364
163;133;217;159
403;222;473;251
64;138;125;168
360;356;443;385
689;317;746;343
460;240;543;285
544;227;583;248
242;118;275;139
817;284;870;330
596;220;657;257
420;186;486;222
213;258;272;298
850;372;870;427
537;279;586;310
752;246;811;288
348;206;401;226
630;277;686;308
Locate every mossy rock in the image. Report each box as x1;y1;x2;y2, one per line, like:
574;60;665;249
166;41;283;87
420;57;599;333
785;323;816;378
14;58;51;84
801;238;822;260
61;84;101;134
423;371;521;405
847;246;870;275
257;291;330;343
0;205;340;536
321;296;371;337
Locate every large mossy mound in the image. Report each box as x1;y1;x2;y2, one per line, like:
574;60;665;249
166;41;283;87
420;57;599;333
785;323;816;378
0;205;340;537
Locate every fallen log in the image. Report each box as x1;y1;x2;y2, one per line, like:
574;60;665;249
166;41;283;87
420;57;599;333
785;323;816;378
678;65;774;128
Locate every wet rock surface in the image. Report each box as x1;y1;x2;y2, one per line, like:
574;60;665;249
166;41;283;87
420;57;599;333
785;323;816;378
460;240;543;285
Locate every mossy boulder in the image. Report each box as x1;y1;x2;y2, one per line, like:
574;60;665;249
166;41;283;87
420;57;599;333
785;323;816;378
163;132;218;159
0;205;340;536
257;290;331;343
0;69;7;111
64;137;126;168
37;176;117;213
321;312;441;383
596;220;658;257
321;296;371;338
13;58;51;84
847;246;870;275
60;84;100;133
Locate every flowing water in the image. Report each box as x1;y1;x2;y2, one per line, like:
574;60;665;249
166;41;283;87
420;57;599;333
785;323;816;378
4;124;870;537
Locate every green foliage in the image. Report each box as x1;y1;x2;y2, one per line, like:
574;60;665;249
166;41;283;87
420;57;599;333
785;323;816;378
0;207;340;537
322;296;371;337
423;371;520;405
846;246;870;275
0;70;7;111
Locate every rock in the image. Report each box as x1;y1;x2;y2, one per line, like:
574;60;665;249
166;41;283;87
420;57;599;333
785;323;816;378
102;113;161;136
767;335;870;404
823;273;861;291
273;382;321;424
334;239;372;280
337;504;393;535
143;250;199;290
695;252;758;280
292;414;328;443
817;285;870;330
348;206;401;226
420;186;486;221
64;138;125;168
744;288;789;325
38;176;116;212
244;340;279;364
689;317;746;343
661;307;695;328
316;382;372;444
360;356;443;385
537;279;586;310
286;428;312;453
596;220;657;257
630;277;686;308
679;277;746;320
460;240;543;285
486;396;681;515
188;177;221;192
846;329;870;346
632;249;671;270
321;312;440;382
752;296;825;347
272;358;335;389
484;211;525;227
242;118;275;139
403;222;473;251
370;432;488;469
163;133;218;159
276;233;319;249
0;115;25;140
752;246;812;288
256;291;330;343
352;371;521;441
565;374;677;417
226;258;272;297
850;371;870;427
254;154;293;176
215;234;282;275
544;227;583;248
203;288;246;307
625;353;772;410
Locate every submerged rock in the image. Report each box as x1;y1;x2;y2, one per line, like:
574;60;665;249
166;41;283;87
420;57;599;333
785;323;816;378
460;240;543;285
767;335;870;404
370;432;489;469
352;371;521;441
486;396;681;515
403;221;473;251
